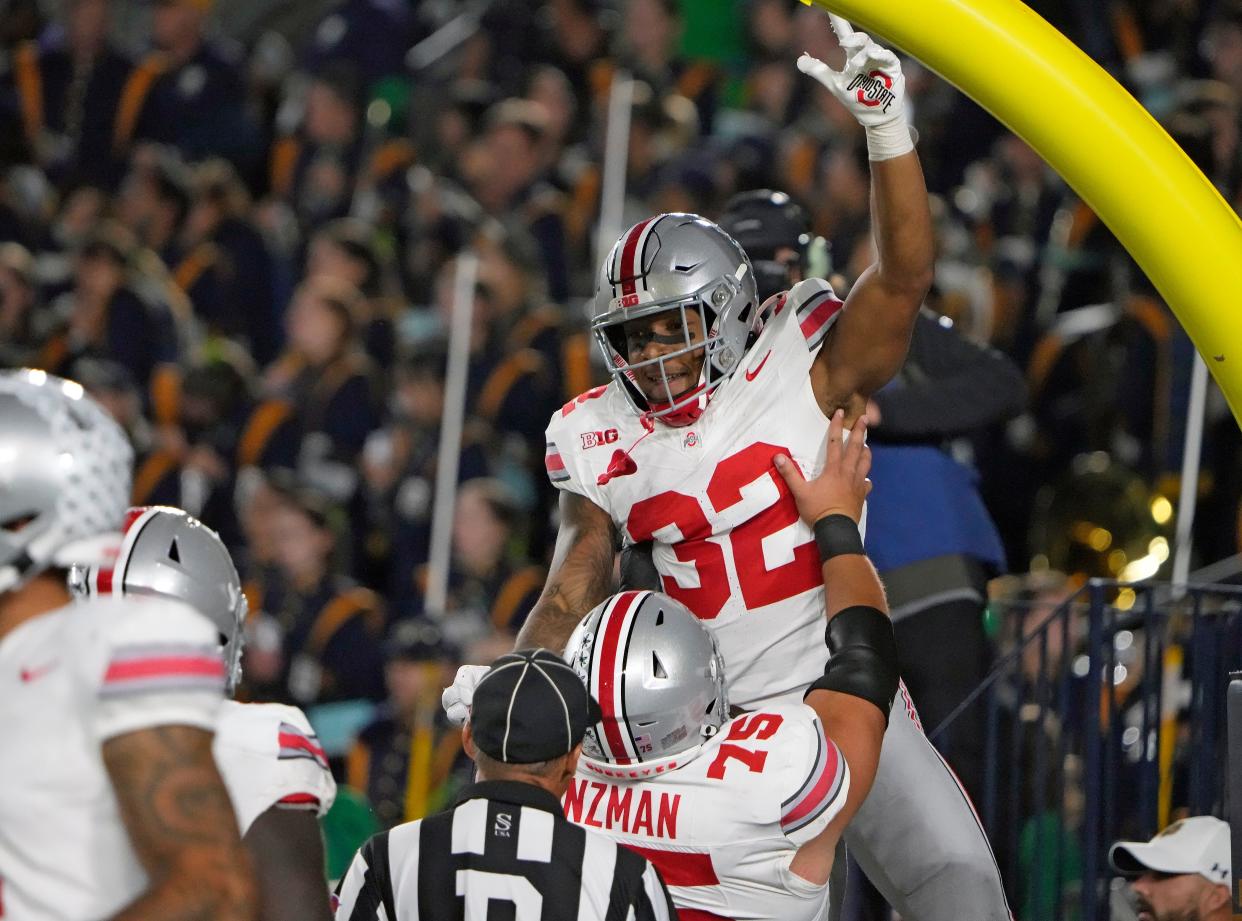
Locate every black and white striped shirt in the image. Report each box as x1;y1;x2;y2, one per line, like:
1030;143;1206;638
334;780;676;921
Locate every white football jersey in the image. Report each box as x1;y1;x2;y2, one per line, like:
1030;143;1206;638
546;282;852;706
214;700;337;836
564;703;848;921
0;596;224;920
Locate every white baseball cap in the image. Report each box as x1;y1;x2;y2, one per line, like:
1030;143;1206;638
1109;816;1231;887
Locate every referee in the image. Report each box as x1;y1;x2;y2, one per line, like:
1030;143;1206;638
334;648;676;920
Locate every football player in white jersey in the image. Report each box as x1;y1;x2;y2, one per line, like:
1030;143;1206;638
0;369;255;921
514;13;932;700
458;14;1011;921
72;505;338;921
561;408;890;920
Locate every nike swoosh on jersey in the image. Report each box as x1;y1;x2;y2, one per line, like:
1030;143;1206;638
744;350;773;382
20;660;59;683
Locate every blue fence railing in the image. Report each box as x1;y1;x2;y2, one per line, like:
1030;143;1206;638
928;579;1242;921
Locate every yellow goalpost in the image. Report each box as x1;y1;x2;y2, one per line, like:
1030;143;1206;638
803;0;1242;424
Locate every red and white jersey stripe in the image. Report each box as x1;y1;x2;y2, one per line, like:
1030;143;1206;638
781;727;846;836
0;596;224;920
565;703;849;921
545;441;570;483
278;720;330;769
793;280;845;351
99;643;226;698
213;701;337;835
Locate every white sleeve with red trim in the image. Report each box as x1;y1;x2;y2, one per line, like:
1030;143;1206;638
777;706;851;846
735;276;844;391
78;596;226;742
213;701;337;835
543;383;633;509
784;277;845;357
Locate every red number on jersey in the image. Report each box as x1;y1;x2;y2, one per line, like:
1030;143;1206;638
708;443;822;610
725;712;784;741
627;491;731;619
625;443;819;619
705;713;785;779
707;744;768;779
560;385;608;417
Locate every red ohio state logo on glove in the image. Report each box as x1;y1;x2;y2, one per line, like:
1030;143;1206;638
848;70;896;111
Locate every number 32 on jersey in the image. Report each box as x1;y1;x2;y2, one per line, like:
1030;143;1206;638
626;443;821;619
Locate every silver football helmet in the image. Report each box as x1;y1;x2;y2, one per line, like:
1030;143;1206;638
69;506;248;694
594;214;758;426
0;369;133;593
565;590;728;777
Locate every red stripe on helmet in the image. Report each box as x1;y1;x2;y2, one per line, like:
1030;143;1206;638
596;590;643;763
121;507;150;534
619;218;655;298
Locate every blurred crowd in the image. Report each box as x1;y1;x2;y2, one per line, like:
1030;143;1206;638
1;0;1240;887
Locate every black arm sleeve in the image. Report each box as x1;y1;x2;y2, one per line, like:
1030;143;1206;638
870;311;1027;441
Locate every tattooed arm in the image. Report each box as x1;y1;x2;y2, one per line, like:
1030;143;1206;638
103;725;258;921
516;491;618;652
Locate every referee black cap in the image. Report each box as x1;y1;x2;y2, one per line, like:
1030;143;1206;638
470;649;601;764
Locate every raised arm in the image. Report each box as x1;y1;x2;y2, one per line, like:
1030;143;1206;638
515;490;618;652
813;152;933;408
104;725;257;921
773;410;897;883
797;17;934;414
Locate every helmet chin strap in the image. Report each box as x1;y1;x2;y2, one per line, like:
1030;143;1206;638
599;357;712;487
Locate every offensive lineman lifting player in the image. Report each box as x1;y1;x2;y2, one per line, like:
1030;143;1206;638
447;12;1010;921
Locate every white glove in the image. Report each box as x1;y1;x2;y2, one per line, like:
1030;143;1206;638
797;16;913;160
442;664;489;725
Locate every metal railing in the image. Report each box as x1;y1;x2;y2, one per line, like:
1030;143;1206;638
929;579;1241;921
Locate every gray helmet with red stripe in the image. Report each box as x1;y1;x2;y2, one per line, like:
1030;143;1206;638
565;590;728;778
69;506;247;694
594;214;758;426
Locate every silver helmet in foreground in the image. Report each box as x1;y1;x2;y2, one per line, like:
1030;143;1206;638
593;213;758;426
70;506;248;694
565;590;728;777
0;369;132;593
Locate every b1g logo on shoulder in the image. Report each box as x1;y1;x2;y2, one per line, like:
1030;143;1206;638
580;429;620;449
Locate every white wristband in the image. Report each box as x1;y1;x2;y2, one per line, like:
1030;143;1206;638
865;114;916;161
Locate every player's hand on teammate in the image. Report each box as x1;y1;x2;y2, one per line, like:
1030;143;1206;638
442;664;489;725
775;408;871;526
797;15;906;130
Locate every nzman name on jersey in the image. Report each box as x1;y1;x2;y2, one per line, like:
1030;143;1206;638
564;778;681;839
